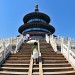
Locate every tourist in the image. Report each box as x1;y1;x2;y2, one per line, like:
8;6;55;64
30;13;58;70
26;34;30;41
23;35;27;42
32;42;38;64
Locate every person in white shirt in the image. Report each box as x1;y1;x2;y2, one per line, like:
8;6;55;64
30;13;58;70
32;42;38;64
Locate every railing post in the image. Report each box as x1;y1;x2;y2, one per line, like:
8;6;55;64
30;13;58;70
49;35;50;43
45;34;49;43
17;37;19;44
2;41;6;59
10;37;12;44
52;34;53;40
68;38;71;60
8;38;10;44
61;37;64;53
45;34;47;42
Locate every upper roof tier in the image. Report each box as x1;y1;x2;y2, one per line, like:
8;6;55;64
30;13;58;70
23;5;50;24
23;12;50;24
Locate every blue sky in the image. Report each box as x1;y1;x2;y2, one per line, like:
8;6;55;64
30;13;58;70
0;0;75;39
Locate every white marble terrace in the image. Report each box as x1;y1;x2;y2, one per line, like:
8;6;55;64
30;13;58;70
0;34;75;69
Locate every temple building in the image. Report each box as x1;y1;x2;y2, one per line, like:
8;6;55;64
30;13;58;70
18;4;55;39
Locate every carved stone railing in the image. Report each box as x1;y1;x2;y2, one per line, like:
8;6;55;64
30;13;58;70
0;35;23;64
52;36;75;69
61;38;75;69
0;41;12;65
50;35;57;52
45;34;75;69
0;35;23;53
45;34;58;52
0;35;23;45
0;50;4;63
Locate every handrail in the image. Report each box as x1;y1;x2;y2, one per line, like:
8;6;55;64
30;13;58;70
14;36;23;53
61;38;75;69
50;35;57;52
4;44;12;58
28;54;33;75
38;40;43;75
0;42;11;66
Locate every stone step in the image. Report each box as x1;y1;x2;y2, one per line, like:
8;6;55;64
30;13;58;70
33;64;39;68
5;62;30;64
43;71;75;75
40;46;52;48
5;59;30;62
40;43;51;45
41;51;55;53
22;44;33;46
41;52;61;54
41;49;54;51
32;68;39;72
41;51;54;53
42;57;66;60
1;67;29;69
8;57;30;60
40;48;53;50
43;67;73;72
42;63;71;67
2;64;29;67
21;46;32;48
17;52;32;54
0;71;28;75
19;49;32;51
21;45;32;49
42;59;68;62
9;56;30;57
19;48;32;50
41;54;64;57
9;54;31;57
42;60;68;64
5;60;30;64
19;51;31;53
19;50;32;51
1;67;29;72
32;72;39;75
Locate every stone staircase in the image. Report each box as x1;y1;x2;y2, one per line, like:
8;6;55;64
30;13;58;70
0;40;75;75
40;40;75;75
0;43;33;75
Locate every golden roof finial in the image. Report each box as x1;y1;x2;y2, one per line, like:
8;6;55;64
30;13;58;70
35;4;38;9
35;4;39;12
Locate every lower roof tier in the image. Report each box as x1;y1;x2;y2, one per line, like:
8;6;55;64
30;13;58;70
22;31;50;36
18;22;55;34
